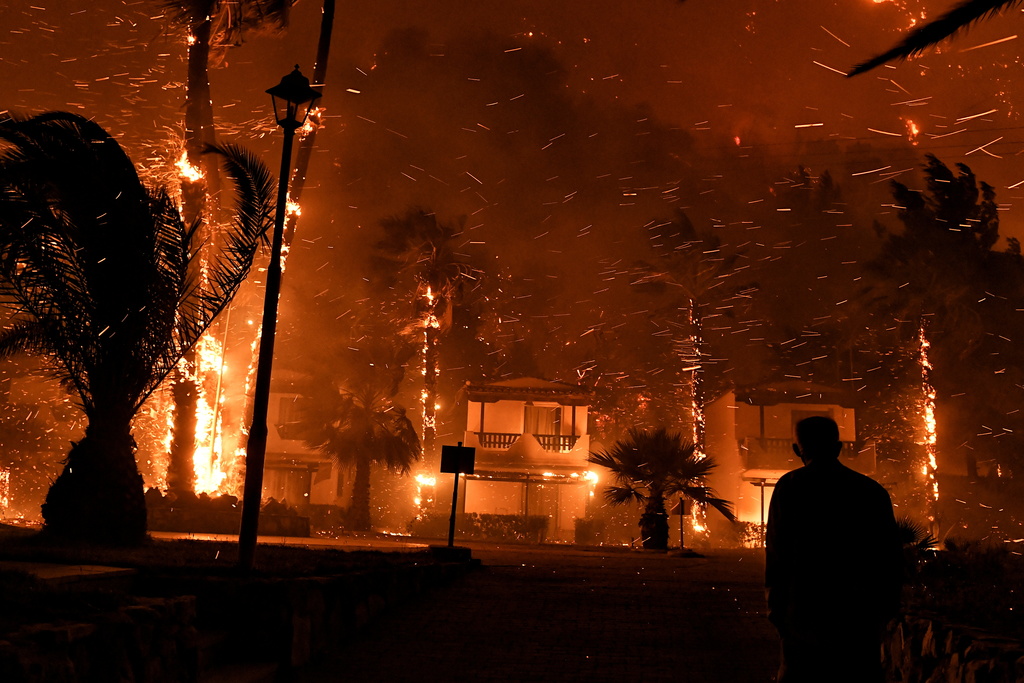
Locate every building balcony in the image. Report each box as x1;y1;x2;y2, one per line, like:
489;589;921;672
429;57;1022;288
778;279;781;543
475;432;580;452
740;437;862;472
477;432;521;449
534;434;579;452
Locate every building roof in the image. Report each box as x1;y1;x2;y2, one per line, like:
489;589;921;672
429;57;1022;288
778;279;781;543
464;377;592;404
735;380;857;407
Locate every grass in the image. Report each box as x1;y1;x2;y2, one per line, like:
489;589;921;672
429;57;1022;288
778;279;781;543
0;522;442;637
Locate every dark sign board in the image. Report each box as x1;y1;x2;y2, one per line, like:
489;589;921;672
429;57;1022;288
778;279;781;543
440;444;476;474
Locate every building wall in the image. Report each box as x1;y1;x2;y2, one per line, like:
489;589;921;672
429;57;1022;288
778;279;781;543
705;391;861;530
468;400;523;433
461;383;595;542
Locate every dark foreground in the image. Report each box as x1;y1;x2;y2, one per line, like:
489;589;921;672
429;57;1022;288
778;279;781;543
290;545;778;683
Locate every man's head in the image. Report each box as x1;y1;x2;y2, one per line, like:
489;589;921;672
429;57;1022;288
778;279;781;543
793;416;842;463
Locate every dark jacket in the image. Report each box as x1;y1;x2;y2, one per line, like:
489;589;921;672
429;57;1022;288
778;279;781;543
765;458;902;635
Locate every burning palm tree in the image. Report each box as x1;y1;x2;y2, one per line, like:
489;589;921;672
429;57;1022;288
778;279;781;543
157;0;292;495
630;210;749;449
0;112;274;544
373;209;479;464
588;426;734;550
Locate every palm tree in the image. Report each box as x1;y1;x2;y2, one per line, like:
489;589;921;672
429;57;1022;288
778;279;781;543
0;112;275;544
588;426;734;550
373;209;479;465
296;340;421;531
849;0;1019;76
630;210;749;441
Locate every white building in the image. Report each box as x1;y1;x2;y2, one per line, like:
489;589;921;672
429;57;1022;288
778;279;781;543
460;378;597;542
704;381;874;537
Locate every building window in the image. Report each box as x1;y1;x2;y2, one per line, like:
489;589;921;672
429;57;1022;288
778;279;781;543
524;404;560;435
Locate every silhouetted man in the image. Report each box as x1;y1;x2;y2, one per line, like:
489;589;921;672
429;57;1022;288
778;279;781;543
765;416;902;683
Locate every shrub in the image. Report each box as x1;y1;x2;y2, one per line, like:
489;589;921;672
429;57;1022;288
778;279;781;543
408;512;549;543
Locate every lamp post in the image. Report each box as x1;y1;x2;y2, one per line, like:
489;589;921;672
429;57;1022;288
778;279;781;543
237;66;321;571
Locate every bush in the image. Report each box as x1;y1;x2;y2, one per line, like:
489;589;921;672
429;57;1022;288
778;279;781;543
574;517;606;545
408;512;549;543
906;538;1024;640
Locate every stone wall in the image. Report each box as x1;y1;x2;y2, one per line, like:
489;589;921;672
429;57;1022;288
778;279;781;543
0;557;471;682
884;612;1024;683
143;561;469;671
0;595;197;683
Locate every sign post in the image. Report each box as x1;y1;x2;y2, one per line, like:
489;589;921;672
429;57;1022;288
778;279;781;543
671;496;691;549
440;442;476;548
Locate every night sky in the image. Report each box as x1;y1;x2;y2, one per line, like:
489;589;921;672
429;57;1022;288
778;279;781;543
5;0;1024;517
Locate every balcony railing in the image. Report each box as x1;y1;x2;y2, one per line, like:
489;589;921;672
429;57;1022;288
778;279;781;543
477;432;520;449
535;434;579;452
741;437;859;471
475;432;580;452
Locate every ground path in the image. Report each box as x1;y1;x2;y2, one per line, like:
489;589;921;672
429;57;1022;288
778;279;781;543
289;545;778;682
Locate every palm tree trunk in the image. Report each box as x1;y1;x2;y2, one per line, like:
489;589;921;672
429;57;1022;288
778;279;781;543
640;492;669;550
423;321;439;464
167;377;196;493
41;418;147;545
282;0;335;248
350;453;372;531
169;15;216;496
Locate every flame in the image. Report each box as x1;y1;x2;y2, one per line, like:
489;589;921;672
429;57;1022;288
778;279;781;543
917;325;940;519
0;468;9;510
191;332;228;494
299;106;322;137
903;118;920;146
175;150;202;183
286;200;301;217
413;472;437;511
870;0;925;29
187;33;197;46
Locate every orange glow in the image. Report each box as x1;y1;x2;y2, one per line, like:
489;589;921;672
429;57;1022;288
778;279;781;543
299;106;322;137
917;325;940;519
413;472;437;510
286;200;301;217
0;468;9;510
175;150;202;183
190;333;228;494
903;118;920;146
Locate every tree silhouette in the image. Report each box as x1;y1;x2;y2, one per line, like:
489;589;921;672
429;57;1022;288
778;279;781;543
629;210;750;440
589;426;733;550
0;112;274;544
372;208;479;465
857;155;1024;506
294;339;421;531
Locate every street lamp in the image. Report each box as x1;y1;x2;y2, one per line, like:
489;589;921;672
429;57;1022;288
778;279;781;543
237;66;321;571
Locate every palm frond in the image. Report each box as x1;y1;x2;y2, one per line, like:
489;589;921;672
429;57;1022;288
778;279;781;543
0;112;270;419
849;0;1022;76
680;486;736;523
590;426;735;521
897;516;938;550
604;484;645;506
154;142;273;391
0;319;51;359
